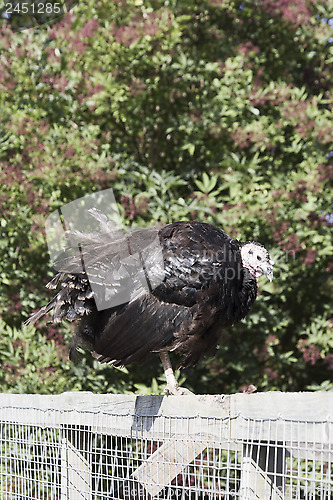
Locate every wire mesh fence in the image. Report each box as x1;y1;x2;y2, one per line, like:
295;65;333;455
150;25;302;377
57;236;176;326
0;392;332;499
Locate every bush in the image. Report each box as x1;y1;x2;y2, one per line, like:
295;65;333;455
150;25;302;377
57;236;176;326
0;0;332;394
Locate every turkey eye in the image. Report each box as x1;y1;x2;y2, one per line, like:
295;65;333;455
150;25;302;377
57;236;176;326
249;250;253;255
257;255;262;261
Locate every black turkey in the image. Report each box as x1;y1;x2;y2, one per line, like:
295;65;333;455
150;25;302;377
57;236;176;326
26;208;274;394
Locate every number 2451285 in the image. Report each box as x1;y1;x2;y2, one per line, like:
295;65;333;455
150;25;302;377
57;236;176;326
5;3;62;15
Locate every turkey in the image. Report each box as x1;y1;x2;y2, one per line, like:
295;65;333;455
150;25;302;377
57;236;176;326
26;208;274;394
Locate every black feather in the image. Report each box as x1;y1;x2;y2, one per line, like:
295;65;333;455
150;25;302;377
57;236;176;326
26;217;260;369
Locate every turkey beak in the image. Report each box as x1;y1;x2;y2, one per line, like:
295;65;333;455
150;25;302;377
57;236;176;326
262;260;274;282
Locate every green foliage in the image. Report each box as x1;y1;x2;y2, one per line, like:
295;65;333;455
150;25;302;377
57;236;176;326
0;318;139;394
0;0;332;394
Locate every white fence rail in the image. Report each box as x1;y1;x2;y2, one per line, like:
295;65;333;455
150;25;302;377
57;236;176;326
0;391;332;499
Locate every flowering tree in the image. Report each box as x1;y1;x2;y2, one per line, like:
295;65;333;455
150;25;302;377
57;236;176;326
0;0;332;394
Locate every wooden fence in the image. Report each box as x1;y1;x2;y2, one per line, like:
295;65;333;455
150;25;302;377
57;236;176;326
0;391;332;499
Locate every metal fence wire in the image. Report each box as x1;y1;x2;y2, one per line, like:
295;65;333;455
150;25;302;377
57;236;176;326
0;392;332;499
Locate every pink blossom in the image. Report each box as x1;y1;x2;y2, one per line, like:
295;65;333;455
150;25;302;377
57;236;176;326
53;75;69;93
262;0;311;26
298;339;321;365
64;146;76;158
302;248;317;267
79;18;99;39
324;355;333;371
264;367;279;381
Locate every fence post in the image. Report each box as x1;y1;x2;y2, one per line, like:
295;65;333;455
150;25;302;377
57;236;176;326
60;435;92;500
